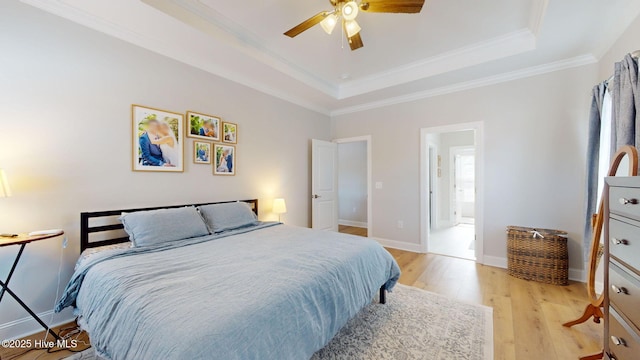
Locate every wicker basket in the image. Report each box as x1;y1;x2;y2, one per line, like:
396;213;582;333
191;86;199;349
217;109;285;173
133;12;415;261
506;226;569;285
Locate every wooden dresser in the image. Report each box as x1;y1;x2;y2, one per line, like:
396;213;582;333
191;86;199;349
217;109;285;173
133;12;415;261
604;177;640;360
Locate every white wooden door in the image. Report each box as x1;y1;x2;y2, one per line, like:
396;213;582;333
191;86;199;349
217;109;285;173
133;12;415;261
312;139;338;231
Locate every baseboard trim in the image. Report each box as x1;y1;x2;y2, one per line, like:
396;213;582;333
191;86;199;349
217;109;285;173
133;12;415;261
482;255;508;269
338;220;368;228
481;256;585;282
569;268;586;283
0;308;74;340
374;237;427;253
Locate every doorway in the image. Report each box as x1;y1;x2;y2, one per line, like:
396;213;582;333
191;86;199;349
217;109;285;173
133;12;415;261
335;136;372;238
420;123;484;262
311;137;372;237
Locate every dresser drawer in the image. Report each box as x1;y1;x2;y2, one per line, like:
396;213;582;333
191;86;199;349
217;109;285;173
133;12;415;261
610;219;640;270
610;186;640;220
609;308;640;360
610;261;640;331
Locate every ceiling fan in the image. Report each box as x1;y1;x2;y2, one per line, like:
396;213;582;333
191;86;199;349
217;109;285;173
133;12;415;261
284;0;425;51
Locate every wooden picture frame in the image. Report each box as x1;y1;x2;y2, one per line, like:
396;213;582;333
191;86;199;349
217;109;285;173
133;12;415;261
222;121;238;144
193;141;212;165
132;104;184;172
214;144;235;176
187;111;221;142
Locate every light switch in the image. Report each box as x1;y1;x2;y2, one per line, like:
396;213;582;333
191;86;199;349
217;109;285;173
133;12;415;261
375;182;383;189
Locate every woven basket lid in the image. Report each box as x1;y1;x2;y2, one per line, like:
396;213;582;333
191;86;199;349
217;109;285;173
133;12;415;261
506;226;568;237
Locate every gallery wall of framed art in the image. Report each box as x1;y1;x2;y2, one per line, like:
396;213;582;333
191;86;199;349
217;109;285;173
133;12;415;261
132;104;238;176
132;105;184;173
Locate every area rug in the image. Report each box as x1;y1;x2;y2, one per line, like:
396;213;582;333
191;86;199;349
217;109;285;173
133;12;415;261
65;284;493;360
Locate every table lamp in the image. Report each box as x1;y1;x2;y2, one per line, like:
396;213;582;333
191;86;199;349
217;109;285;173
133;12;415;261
0;169;11;198
273;198;287;223
0;169;15;237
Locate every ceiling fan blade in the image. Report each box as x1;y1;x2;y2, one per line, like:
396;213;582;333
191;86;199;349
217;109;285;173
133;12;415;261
360;0;425;13
284;11;329;38
347;32;363;51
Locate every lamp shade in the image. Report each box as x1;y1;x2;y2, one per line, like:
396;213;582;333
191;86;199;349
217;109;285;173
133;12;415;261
342;1;359;21
320;13;338;34
0;169;11;198
345;20;361;38
273;198;287;214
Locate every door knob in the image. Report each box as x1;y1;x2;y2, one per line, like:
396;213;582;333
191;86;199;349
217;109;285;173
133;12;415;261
312;194;321;199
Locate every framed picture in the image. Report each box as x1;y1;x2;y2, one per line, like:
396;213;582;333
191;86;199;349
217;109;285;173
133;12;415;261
214;144;235;176
132;105;184;172
222;121;238;144
193;141;212;164
187;111;221;142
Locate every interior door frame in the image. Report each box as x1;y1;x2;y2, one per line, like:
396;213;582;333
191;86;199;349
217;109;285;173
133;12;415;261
334;135;372;238
450;146;475;225
428;144;438;230
420;122;484;263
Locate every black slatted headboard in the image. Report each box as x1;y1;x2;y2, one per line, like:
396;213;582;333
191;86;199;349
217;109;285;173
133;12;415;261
80;199;258;252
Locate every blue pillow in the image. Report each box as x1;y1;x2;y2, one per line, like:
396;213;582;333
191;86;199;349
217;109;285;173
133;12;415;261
120;206;210;247
198;202;258;233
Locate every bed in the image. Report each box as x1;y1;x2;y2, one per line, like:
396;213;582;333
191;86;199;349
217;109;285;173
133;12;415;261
56;200;401;360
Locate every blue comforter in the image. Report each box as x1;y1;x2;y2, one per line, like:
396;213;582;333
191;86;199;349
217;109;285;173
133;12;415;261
56;224;400;360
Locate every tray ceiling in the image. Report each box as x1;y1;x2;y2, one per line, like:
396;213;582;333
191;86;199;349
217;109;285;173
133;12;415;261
22;0;640;115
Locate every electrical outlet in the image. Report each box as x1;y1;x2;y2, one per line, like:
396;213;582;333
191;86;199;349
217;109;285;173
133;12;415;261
397;220;404;229
375;182;383;189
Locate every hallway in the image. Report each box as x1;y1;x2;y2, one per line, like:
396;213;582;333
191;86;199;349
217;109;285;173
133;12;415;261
429;223;475;260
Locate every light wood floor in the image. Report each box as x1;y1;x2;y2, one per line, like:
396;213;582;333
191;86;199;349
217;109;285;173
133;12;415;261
387;248;603;360
338;225;367;237
2;239;602;360
0;322;90;360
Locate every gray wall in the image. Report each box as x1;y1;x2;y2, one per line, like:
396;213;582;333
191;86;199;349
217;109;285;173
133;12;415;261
598;13;640;81
333;64;597;273
0;1;330;338
338;142;367;226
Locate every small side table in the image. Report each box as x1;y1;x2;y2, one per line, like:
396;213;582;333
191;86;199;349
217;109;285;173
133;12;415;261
0;231;64;340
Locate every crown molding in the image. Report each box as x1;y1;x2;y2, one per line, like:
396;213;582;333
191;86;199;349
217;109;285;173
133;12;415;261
23;0;586;119
22;0;546;111
142;0;338;97
331;54;597;116
21;0;332;116
337;29;537;99
528;0;549;37
145;0;542;100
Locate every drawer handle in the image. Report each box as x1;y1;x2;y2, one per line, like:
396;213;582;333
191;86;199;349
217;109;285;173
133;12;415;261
619;197;639;205
611;336;626;346
611;284;628;294
611;238;628;245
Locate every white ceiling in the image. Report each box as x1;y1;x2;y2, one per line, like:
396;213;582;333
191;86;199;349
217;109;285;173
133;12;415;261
23;0;640;115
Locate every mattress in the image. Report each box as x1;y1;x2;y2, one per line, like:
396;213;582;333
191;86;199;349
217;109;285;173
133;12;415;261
56;223;400;360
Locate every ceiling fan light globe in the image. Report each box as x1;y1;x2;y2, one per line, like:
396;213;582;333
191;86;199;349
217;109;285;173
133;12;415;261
345;20;361;38
320;14;338;34
342;1;359;21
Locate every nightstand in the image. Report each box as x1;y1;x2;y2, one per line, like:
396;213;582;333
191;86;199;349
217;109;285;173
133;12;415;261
0;231;64;340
